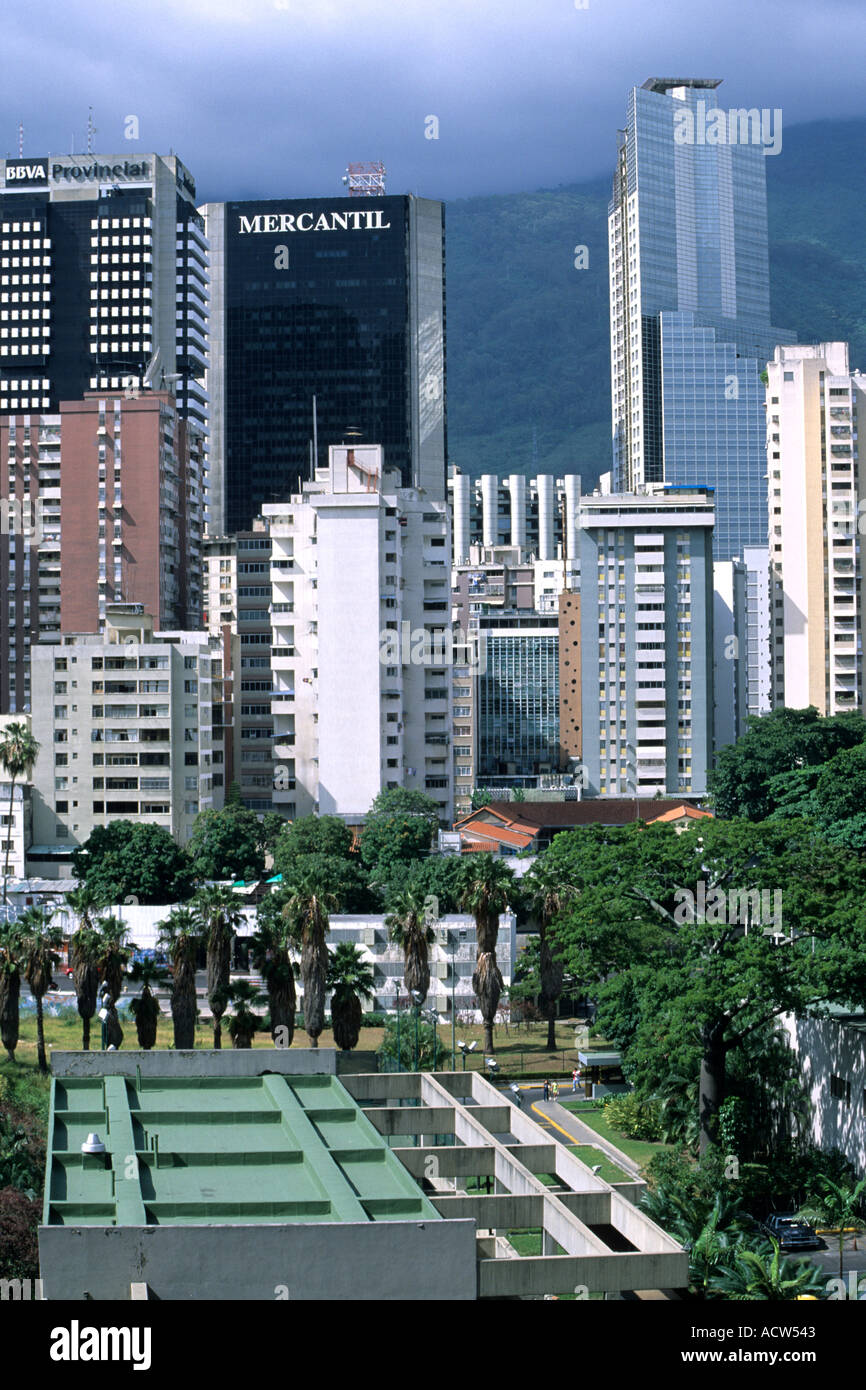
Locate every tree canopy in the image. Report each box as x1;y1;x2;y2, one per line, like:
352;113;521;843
273;814;356;866
187;806;266;883
72;822;194;905
710;707;866;821
359;790;440;871
540;817;866;1151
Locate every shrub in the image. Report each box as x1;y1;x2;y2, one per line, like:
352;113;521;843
602;1091;663;1142
0;1186;40;1280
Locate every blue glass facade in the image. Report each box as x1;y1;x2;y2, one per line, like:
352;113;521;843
478;622;559;777
610;81;795;558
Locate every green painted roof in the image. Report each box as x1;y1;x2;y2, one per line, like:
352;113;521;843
44;1073;439;1227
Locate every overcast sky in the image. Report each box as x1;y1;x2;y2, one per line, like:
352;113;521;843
2;0;864;203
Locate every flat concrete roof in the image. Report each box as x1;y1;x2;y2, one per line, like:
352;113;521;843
45;1072;439;1227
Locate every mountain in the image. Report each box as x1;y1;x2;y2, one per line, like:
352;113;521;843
444;117;866;487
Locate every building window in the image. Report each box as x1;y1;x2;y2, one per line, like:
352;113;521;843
830;1074;851;1105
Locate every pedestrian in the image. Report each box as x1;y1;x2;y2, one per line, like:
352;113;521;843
572;1067;578;1094
543;1079;550;1102
551;1080;559;1103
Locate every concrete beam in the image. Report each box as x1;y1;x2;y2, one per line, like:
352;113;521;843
479;1251;689;1297
431;1193;546;1226
365;1106;456;1136
394;1144;495;1177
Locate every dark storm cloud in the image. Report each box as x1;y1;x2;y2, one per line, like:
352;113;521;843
2;0;864;202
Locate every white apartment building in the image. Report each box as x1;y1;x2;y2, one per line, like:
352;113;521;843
572;485;716;797
263;444;453;825
449;467;581;564
767;343;866;714
28;604;223;875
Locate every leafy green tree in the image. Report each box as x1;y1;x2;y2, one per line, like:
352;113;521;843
359;789;439;870
157;906;200;1050
224;980;263;1049
710;707;866;821
0;920;22;1063
72;822;194;905
379;855;467;915
127;958;166;1050
275;815;355;864
458;854;515;1054
544;818;866;1152
280;853;378;912
0;723;39;904
386;886;435;1007
327;943;375;1052
800;1175;866;1282
193;884;244;1048
508;936;543;1024
257;812;288;857
17;907;62;1073
710;1238;827;1301
188;807;266;883
281;875;336;1048
251;892;296;1046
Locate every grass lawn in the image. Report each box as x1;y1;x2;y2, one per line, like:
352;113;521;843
560;1100;673;1170
4;1007;599;1076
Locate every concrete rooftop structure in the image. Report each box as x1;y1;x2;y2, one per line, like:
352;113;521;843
40;1050;687;1300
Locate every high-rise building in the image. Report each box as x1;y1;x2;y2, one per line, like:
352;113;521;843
767;342;866;714
565;484;716;797
608;79;794;558
28;604;222;877
476;614;560;783
0;153;208;430
0;390;205;713
262;445;452;825
202;196;446;535
449;467;580;564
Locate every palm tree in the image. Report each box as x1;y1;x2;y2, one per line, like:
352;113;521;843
0;918;23;1062
251;892;296;1046
710;1238;827;1301
157;906;200;1050
17;906;62;1072
327;943;375;1052
193;884;243;1048
127;958;166;1050
0;722;39;904
800;1175;866;1282
458;854;515;1054
640;1186;749;1299
95;915;132;1005
385;885;435;1006
522;867;575;1051
67;887;104;1051
281;874;337;1048
224;980;263;1049
654;1072;701;1152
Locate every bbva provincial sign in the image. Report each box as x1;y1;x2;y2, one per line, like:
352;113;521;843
239;209;391;234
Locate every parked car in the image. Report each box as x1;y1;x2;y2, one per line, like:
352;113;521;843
126;948;170;973
760;1213;821;1251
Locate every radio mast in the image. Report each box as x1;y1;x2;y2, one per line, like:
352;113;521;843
342;161;386;196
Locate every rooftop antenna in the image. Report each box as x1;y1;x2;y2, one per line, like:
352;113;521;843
342;161;386;196
17;123;23;157
86;107;96;155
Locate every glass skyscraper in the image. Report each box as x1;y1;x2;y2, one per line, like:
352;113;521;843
201;195;446;536
609;79;795;558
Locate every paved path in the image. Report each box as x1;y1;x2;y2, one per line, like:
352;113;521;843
509;1084;643;1179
